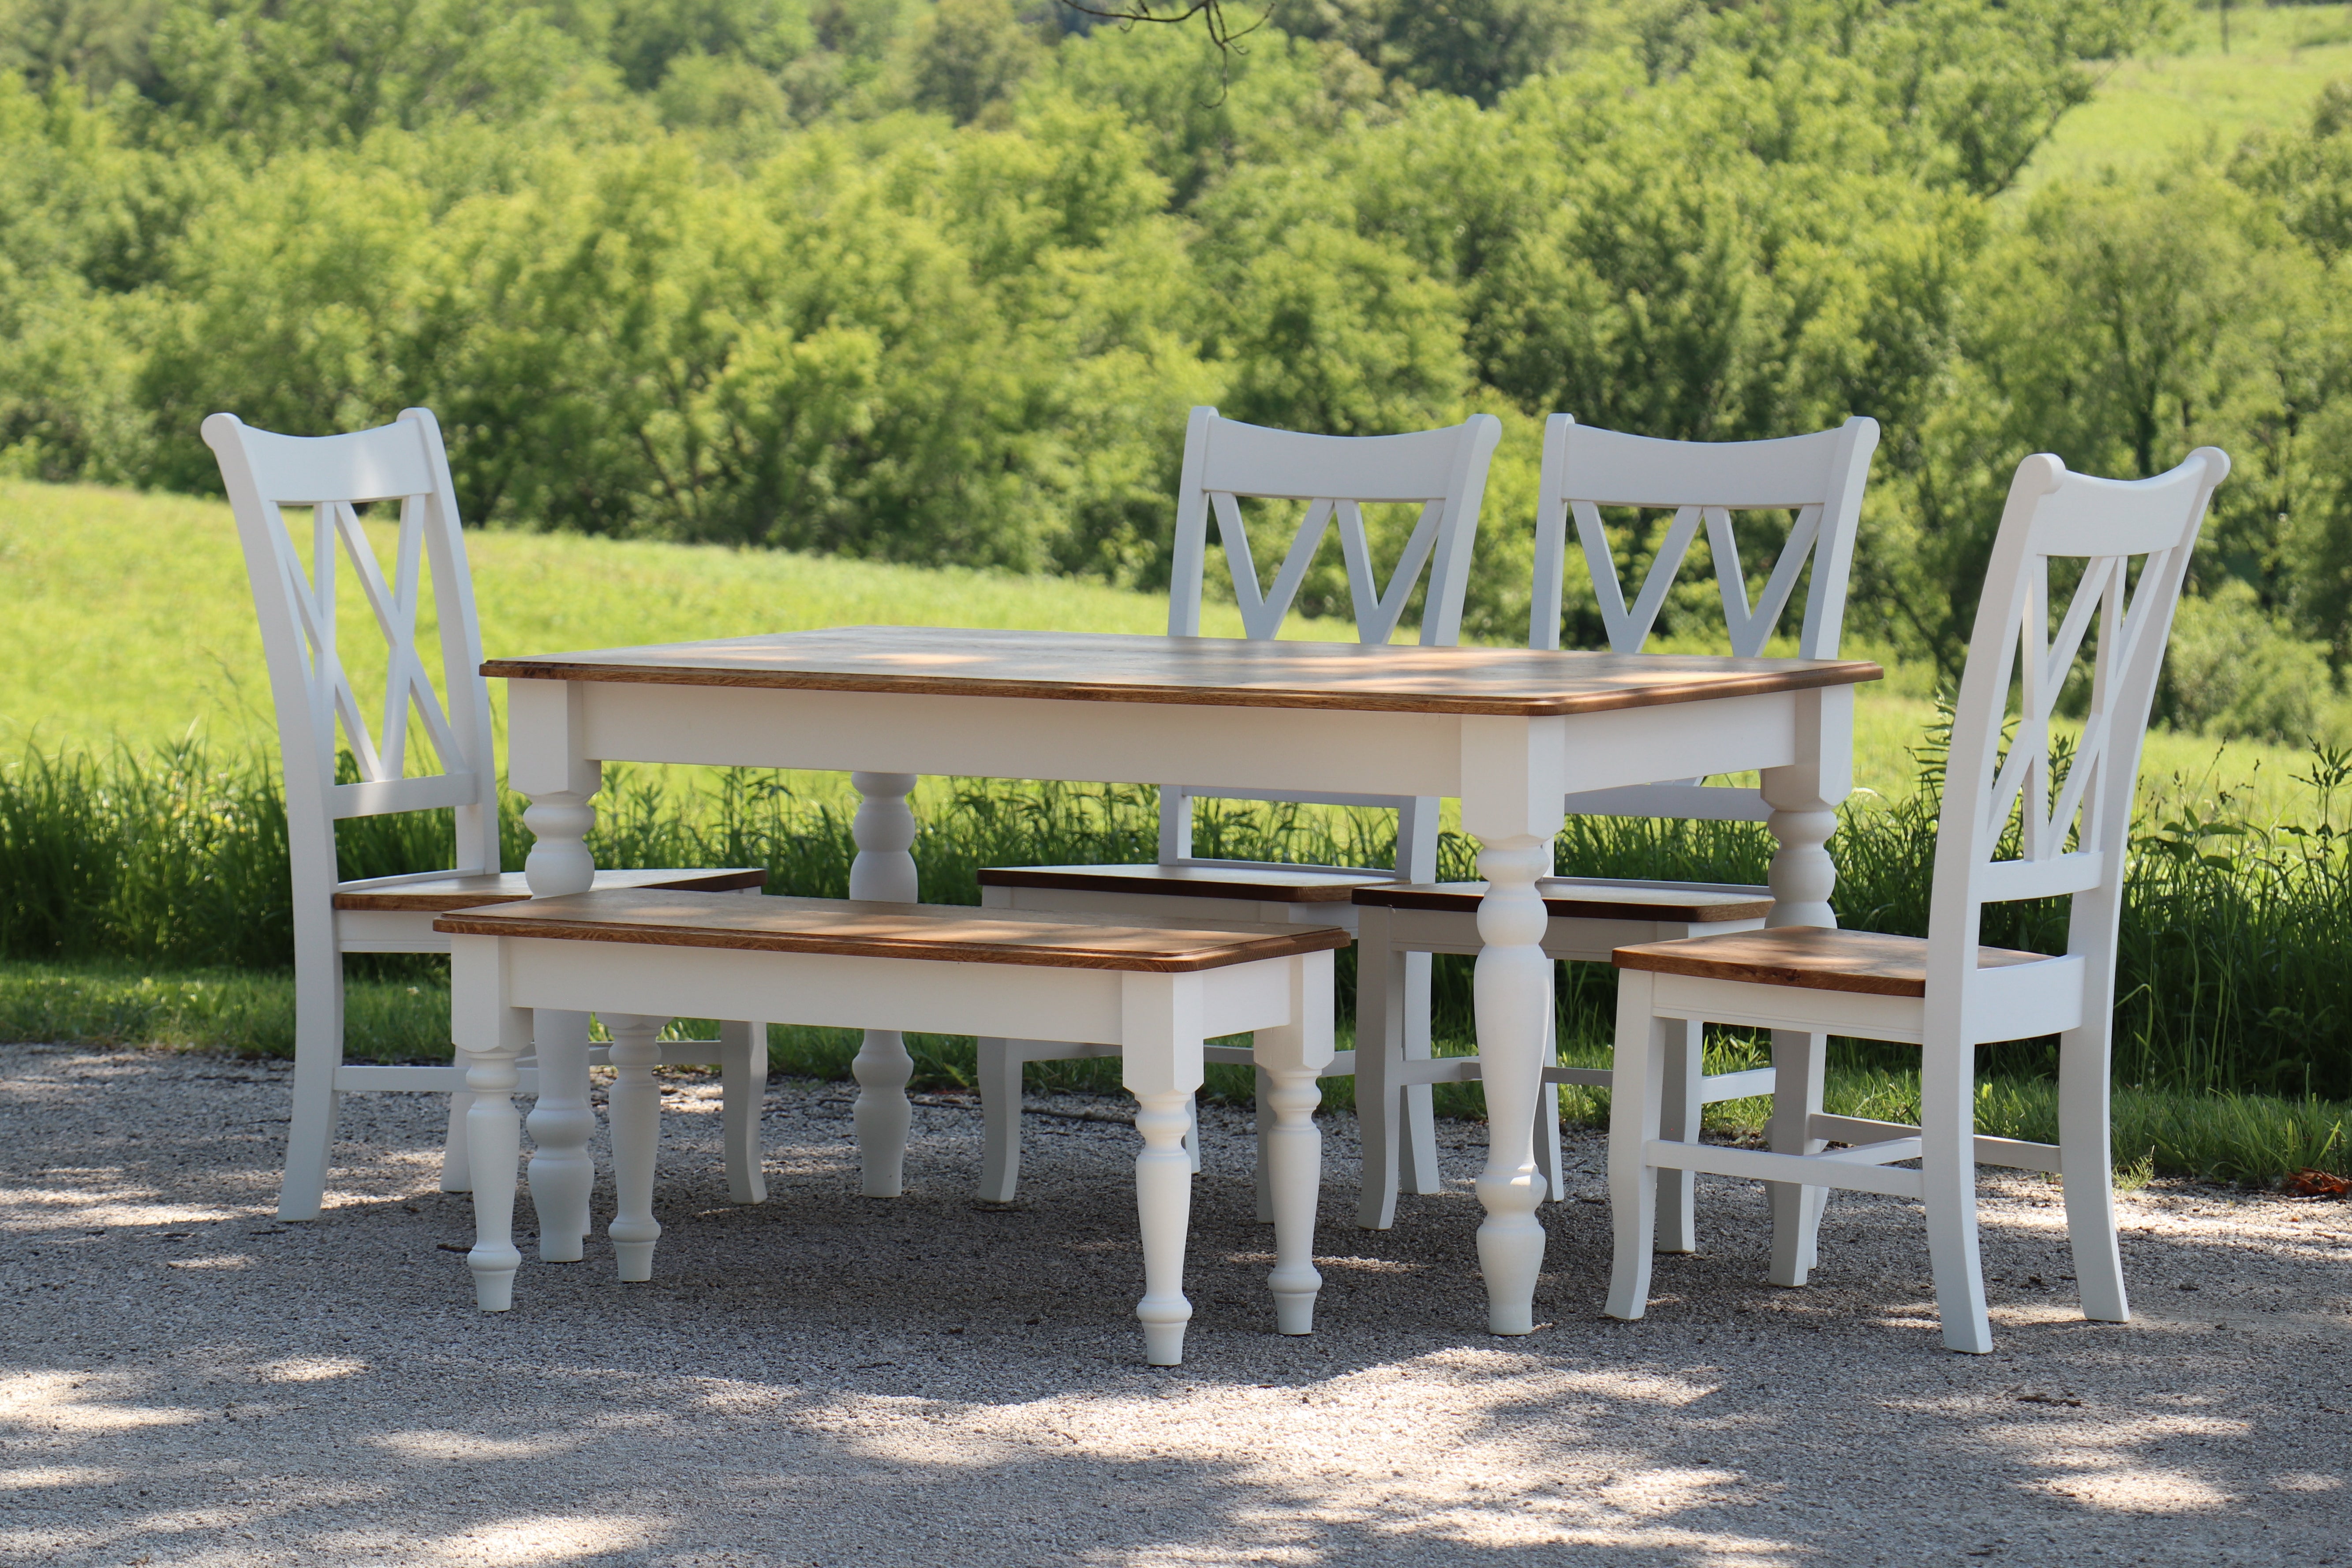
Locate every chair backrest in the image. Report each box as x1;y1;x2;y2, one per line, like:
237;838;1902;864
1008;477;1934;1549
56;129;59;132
1532;414;1880;825
203;408;500;913
1928;448;2229;1002
1160;406;1503;877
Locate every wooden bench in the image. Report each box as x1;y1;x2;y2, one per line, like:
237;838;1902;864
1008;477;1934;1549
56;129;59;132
434;889;1350;1366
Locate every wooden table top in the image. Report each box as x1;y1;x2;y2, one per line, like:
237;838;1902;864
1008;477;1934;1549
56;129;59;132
484;627;1881;718
433;890;1351;973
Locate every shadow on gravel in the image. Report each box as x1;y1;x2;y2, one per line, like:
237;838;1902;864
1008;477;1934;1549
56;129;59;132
0;1044;2346;1567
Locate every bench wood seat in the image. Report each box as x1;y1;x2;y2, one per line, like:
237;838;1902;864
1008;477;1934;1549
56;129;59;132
335;867;766;912
1356;877;1772;925
978;863;1395;904
434;889;1351;972
1615;926;2054;998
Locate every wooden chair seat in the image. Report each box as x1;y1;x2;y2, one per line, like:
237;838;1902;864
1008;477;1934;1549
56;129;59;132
335;867;766;912
1356;877;1772;925
1613;926;2054;998
433;889;1352;971
977;863;1395;905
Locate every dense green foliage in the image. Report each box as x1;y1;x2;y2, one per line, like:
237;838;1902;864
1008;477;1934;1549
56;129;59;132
4;0;2348;730
1;734;2346;1112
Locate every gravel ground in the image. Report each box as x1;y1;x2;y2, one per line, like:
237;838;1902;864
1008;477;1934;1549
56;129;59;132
0;1041;2347;1567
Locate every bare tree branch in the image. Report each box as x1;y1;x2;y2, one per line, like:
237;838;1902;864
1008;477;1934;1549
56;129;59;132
1054;2;1274;56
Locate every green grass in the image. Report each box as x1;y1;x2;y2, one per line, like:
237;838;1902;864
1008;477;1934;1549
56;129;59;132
0;478;1326;754
0;478;2331;814
2017;1;2352;195
7;479;2348;1187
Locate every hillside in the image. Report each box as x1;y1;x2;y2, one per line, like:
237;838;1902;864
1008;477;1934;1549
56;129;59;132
0;479;1297;749
0;479;2328;818
2020;3;2352;192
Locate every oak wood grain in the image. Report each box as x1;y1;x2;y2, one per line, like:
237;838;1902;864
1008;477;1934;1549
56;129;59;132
1613;926;2053;997
482;627;1881;717
431;889;1351;972
1357;877;1774;924
335;867;766;912
977;863;1396;903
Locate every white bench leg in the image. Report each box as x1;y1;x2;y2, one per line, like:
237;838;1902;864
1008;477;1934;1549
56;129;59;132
720;1019;768;1204
526;1009;596;1262
1256;1029;1325;1335
1133;1089;1196;1366
606;1015;667;1282
461;1039;525;1312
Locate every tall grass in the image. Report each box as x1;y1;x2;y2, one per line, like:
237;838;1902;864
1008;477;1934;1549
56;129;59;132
0;735;2345;1181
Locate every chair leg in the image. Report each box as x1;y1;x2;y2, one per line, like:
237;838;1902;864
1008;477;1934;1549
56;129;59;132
278;945;343;1222
975;1037;1026;1203
2058;1018;2129;1323
439;1091;475;1194
718;1019;768;1205
606;1015;667;1282
1766;1028;1829;1286
1919;1034;1993;1354
1256;1024;1326;1336
1253;1061;1274;1224
526;1009;598;1262
1397;951;1442;1196
1655;1019;1701;1253
1604;973;1670;1322
1352;907;1409;1230
1533;1082;1565;1203
1133;1088;1197;1366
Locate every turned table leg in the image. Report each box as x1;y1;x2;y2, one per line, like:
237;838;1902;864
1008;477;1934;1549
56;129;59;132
849;771;919;1198
1461;717;1567;1337
1760;689;1851;1276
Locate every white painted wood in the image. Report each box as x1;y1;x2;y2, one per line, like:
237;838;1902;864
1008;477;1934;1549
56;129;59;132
983;408;1499;1203
523;1009;595;1262
446;904;1333;1365
849;772;919;1199
604;1013;667;1281
502;645;1871;1340
1355;418;1877;1236
1606;447;2230;1352
203;409;769;1221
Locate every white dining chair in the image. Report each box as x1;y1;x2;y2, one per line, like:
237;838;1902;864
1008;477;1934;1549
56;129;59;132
972;405;1503;1206
1604;446;2229;1352
203;408;773;1227
1349;414;1880;1232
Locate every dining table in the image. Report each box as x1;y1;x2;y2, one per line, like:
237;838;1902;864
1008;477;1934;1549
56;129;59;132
484;626;1881;1336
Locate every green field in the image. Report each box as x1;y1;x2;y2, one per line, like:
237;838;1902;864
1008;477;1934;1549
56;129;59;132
1;480;2330;825
2018;2;2352;193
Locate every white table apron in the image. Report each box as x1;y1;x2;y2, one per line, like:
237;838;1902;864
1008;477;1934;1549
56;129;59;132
504;675;1855;1337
